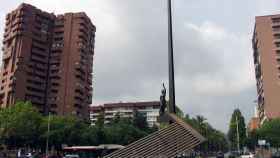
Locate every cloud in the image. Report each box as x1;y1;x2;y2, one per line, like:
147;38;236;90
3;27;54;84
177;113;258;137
181;21;255;96
1;0;278;132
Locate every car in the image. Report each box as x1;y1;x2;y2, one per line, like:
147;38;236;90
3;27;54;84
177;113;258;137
272;151;280;158
216;152;224;158
26;152;34;158
241;152;254;158
63;154;80;158
228;151;240;158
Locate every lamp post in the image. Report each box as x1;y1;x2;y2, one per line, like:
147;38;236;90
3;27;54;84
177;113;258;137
46;112;51;157
167;0;176;114
236;116;240;154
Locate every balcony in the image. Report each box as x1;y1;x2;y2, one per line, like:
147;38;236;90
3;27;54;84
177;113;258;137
75;62;86;71
51;43;63;51
26;88;45;98
74;103;83;109
75;92;84;101
2;52;12;60
30;55;47;64
274;38;280;44
48;98;58;105
273;28;280;34
272;22;280;27
49;74;61;80
29;63;46;70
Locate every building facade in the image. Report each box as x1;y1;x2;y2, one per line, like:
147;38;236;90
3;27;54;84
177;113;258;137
0;3;95;119
90;101;160;127
247;117;260;132
252;14;280;124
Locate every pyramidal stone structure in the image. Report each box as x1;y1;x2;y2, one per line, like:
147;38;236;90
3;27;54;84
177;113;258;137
104;113;205;158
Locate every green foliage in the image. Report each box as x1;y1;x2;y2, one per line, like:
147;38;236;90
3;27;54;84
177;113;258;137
95;112;105;128
104;118;147;145
0;101;157;150
0;101;230;153
245;119;280;149
245;130;259;150
133;110;148;129
184;114;229;152
257;118;280;148
39;115;87;150
227;109;246;150
0;101;42;148
175;106;184;118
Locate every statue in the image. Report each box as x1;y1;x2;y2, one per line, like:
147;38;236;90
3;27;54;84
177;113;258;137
160;83;167;115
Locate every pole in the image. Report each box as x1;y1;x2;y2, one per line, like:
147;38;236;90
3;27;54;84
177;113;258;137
236;116;240;154
167;0;176;113
46;112;51;157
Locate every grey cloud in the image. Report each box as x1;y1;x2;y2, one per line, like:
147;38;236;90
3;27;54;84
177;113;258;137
0;0;278;132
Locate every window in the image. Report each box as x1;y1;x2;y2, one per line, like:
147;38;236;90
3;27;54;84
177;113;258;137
273;25;280;32
41;23;48;34
52;82;59;87
51;89;58;93
51;69;59;73
277;58;280;64
50;104;57;108
272;17;280;23
275;34;280;39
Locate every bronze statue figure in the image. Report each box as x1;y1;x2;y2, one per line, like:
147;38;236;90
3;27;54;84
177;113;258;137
160;83;167;115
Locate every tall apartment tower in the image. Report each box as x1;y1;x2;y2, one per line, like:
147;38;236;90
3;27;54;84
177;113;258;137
0;3;95;119
252;14;280;124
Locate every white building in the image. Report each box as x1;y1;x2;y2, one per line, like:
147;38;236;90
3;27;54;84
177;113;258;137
90;101;160;127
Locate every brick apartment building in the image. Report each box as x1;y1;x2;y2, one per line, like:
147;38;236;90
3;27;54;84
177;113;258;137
247;107;260;132
252;14;280;124
90;101;160;127
0;3;95;119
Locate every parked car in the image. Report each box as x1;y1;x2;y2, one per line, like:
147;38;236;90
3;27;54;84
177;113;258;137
26;152;34;158
228;151;240;158
272;151;280;158
241;152;254;158
63;155;79;158
216;152;224;158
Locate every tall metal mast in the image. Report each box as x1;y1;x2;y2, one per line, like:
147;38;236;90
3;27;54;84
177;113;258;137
167;0;176;113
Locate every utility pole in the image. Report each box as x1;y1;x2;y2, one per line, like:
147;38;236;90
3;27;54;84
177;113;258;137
236;116;240;154
46;112;51;157
167;0;176;114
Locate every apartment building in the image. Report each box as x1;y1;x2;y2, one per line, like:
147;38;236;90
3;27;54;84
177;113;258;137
90;101;160;127
0;3;95;119
252;14;280;124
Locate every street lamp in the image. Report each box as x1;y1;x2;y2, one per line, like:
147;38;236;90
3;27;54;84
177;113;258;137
167;0;176;114
46;112;51;157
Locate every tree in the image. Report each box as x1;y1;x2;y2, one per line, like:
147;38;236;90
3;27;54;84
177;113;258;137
228;109;246;150
183;114;229;153
0;101;42;148
95;112;105;128
245;130;259;151
258;118;280;148
80;126;99;145
104;118;147;145
133;110;148;129
39;115;87;150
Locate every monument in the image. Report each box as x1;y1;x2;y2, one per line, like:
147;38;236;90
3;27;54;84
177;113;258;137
104;0;205;157
160;83;167;115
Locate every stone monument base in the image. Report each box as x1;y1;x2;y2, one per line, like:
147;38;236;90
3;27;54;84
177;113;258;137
105;113;205;158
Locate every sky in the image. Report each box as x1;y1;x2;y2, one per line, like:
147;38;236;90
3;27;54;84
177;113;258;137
0;0;280;132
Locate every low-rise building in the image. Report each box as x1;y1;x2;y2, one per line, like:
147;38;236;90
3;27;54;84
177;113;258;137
247;106;260;132
248;117;260;132
90;101;160;127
